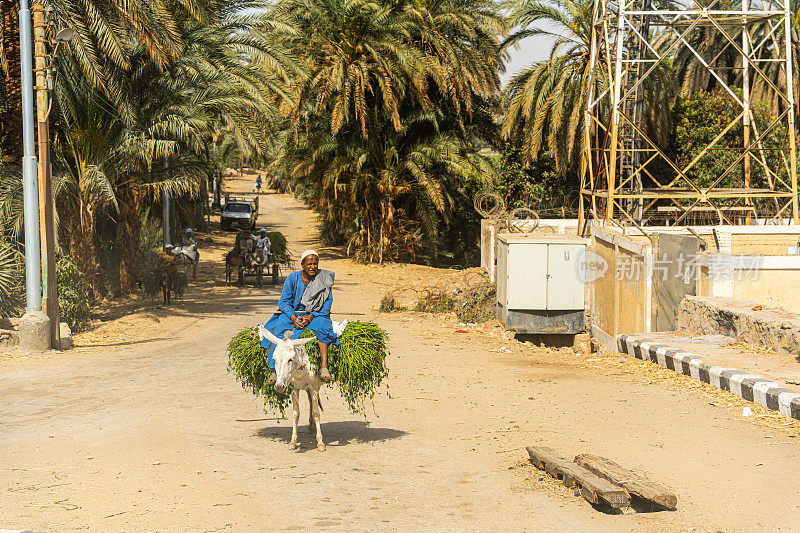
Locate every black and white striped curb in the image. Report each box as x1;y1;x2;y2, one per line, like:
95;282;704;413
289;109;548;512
618;334;800;420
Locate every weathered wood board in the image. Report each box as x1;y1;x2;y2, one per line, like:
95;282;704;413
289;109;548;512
526;446;630;509
574;453;678;510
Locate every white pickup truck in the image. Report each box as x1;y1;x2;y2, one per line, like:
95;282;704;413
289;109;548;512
221;196;259;230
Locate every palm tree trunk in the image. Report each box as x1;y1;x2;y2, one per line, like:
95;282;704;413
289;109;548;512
0;0;23;162
76;200;106;297
116;186;141;294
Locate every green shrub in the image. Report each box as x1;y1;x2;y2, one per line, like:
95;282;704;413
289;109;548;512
0;238;22;318
378;294;406;313
173;272;189;297
414;291;455;313
456;283;496;323
56;256;92;331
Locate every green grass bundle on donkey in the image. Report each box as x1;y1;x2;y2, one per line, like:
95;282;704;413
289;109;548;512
226;321;389;418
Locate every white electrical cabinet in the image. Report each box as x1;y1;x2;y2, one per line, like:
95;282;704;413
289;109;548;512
496;234;587;334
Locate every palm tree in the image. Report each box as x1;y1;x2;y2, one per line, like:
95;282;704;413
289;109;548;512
0;234;22;317
109;4;292;291
501;0;674;174
748;0;800;123
267;0;504;261
501;0;602;173
44;0;292;292
404;0;507;116
0;0;23;162
268;0;433;138
278;105;472;262
51;64;121;293
0;0;198;160
672;0;743;97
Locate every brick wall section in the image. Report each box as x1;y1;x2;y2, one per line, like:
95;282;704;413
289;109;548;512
677;296;800;357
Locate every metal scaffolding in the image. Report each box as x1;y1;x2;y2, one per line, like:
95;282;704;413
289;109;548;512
579;0;800;232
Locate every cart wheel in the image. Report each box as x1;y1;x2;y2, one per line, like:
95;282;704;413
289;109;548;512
272;264;279;284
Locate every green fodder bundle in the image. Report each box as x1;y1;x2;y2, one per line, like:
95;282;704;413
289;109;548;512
231;230;291;265
265;232;291;265
173;272;189;297
302;322;390;415
227;327;291;416
142;271;189;299
226;322;390;417
456;282;496;323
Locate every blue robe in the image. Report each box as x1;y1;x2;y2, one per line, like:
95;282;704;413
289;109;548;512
262;270;339;369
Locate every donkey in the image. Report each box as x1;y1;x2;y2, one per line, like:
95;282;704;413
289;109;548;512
252;247;268;288
154;252;178;304
225;251;246;286
258;326;326;451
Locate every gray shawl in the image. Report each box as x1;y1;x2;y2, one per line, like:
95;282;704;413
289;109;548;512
301;269;335;314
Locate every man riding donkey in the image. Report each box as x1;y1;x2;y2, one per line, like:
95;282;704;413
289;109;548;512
262;250;338;384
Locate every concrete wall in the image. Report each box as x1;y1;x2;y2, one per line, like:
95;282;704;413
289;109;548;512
731;232;800;255
589;227;653;351
592;238;617;336
678;296;800;356
697;256;800;314
588;225;800;350
734;271;800;313
553;224;800;351
652;233;700;331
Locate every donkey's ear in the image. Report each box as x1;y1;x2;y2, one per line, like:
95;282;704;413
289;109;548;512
258;325;281;345
291;336;317;347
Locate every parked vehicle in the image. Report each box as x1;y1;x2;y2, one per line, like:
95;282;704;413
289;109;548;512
221;195;258;230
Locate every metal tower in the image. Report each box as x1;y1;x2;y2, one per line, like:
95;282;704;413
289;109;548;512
579;0;799;232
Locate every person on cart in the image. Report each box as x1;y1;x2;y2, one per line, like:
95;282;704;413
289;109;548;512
262;250;337;384
182;228;199;265
183;228;196;247
255;228;271;257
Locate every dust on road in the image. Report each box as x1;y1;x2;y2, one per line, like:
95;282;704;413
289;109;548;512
2;172;799;532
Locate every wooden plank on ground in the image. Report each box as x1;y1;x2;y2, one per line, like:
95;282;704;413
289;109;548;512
574;453;677;510
526;446;630;509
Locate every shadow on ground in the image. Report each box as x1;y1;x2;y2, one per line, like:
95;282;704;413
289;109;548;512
257;421;406;451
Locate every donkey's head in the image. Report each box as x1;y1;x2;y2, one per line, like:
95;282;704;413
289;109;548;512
259;326;316;394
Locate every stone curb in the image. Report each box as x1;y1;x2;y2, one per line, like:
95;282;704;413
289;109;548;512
618;334;800;420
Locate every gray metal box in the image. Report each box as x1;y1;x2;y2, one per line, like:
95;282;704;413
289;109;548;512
496;234;588;334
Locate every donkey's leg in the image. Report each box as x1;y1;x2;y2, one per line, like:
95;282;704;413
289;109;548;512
311;387;325;451
289;390;300;448
306;389;315;434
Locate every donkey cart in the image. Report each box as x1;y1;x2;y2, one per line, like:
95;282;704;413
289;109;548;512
225;236;279;287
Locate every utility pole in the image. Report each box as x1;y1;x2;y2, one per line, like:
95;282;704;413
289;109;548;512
33;1;59;348
18;0;50;351
212;136;221;210
163;157;170;250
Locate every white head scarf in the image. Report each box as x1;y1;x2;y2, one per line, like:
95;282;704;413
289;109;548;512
300;249;319;263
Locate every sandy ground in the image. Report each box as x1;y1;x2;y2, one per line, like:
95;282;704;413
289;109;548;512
2;171;800;532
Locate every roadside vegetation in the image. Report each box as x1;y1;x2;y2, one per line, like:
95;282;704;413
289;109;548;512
0;0;798;318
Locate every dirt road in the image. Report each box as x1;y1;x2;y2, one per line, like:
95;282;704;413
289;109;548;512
2;173;800;532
